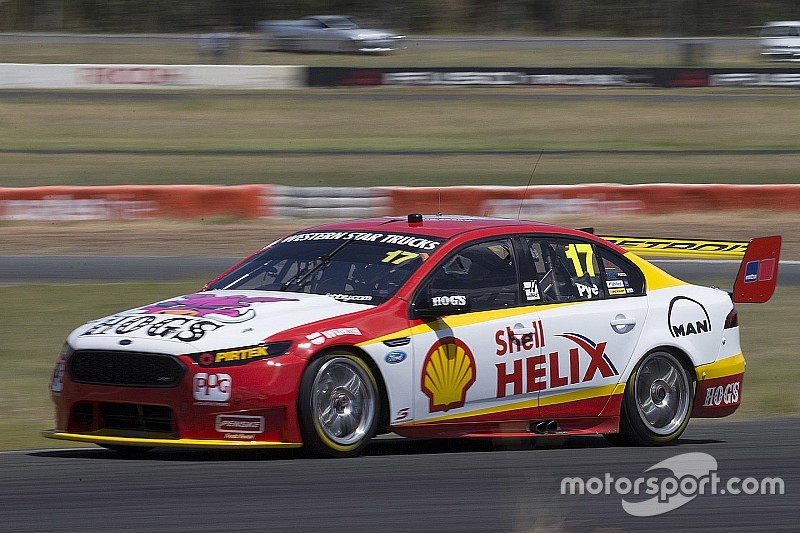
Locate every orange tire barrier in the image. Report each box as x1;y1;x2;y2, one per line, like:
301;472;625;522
384;184;800;217
2;184;800;221
0;185;271;221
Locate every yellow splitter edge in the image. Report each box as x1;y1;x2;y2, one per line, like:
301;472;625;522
41;430;303;449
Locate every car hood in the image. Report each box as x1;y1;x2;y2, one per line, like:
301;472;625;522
68;290;372;355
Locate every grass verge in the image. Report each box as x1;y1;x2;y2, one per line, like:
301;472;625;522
2;91;799;187
0;41;766;67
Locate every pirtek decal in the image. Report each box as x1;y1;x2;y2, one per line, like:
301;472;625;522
496;333;618;398
192;345;272;367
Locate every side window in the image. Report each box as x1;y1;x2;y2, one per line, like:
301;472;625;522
597;247;645;297
424;239;519;312
524;238;604;302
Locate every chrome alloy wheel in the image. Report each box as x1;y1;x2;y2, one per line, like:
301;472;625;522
311;357;377;446
634;352;691;436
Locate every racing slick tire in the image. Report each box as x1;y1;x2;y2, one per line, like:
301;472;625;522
298;352;380;458
606;350;694;446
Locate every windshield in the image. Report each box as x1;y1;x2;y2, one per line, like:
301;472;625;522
322;17;359;30
209;231;445;305
761;25;800;38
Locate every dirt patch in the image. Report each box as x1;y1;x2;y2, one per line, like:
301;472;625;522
2;213;798;259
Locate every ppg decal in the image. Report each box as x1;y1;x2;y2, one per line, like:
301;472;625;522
193;373;231;401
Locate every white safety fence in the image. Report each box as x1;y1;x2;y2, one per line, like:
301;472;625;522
271;186;391;219
0;63;305;89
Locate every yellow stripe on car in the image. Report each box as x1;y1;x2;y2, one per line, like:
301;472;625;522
358;301;581;348
695;353;746;381
398;383;623;426
626;253;688;291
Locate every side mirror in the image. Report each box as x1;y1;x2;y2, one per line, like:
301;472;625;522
413;294;471;318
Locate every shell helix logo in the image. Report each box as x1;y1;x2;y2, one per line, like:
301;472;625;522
421;337;476;413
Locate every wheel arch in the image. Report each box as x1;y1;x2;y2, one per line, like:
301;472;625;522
647;345;697;387
303;344;391;434
622;342;698;385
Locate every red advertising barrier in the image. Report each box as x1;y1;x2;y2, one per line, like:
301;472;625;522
385;184;800;217
1;184;799;221
0;185;271;221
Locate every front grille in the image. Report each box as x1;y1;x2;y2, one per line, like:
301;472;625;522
69;350;186;387
100;402;173;433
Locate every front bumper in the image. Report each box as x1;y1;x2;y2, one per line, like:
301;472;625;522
48;351;307;448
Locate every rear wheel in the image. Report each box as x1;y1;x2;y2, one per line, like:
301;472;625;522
298;352;379;458
607;350;694;446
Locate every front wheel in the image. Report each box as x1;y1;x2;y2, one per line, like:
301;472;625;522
298;352;379;458
609;350;694;446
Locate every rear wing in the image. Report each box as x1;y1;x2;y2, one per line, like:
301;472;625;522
600;235;782;303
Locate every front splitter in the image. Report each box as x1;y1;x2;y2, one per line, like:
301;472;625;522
42;430;302;449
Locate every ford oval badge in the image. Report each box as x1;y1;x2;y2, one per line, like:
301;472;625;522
385;350;407;364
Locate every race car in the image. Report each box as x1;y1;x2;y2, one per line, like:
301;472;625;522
44;214;781;457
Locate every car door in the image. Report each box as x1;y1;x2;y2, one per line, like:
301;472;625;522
521;237;648;419
409;238;542;424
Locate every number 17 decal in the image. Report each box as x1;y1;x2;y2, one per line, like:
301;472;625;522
565;243;596;277
382;250;421;265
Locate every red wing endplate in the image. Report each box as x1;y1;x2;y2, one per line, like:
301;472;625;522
733;236;781;303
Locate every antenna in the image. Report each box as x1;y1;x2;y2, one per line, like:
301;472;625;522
437;189;442;216
517;150;543;221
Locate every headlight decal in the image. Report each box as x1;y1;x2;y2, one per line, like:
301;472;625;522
51;343;73;392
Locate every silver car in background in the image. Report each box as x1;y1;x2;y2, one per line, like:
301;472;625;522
258;15;404;54
759;21;800;61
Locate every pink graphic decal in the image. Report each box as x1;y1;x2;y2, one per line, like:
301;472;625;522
138;293;297;323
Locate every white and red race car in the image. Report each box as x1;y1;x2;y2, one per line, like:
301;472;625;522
44;215;780;457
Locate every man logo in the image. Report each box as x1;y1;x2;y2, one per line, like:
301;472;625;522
668;297;711;338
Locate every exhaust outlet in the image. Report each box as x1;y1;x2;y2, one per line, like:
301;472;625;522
530;421;561;434
530;421;549;434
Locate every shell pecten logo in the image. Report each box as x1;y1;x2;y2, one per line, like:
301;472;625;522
421;337;476;413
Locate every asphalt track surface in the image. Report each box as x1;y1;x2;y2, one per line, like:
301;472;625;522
1;256;798;287
1;419;797;532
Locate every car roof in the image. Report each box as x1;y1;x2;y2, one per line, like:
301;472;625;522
298;215;623;250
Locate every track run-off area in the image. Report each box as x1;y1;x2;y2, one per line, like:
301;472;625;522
1;419;797;531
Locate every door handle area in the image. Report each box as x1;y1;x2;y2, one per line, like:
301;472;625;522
511;327;535;337
610;315;636;334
